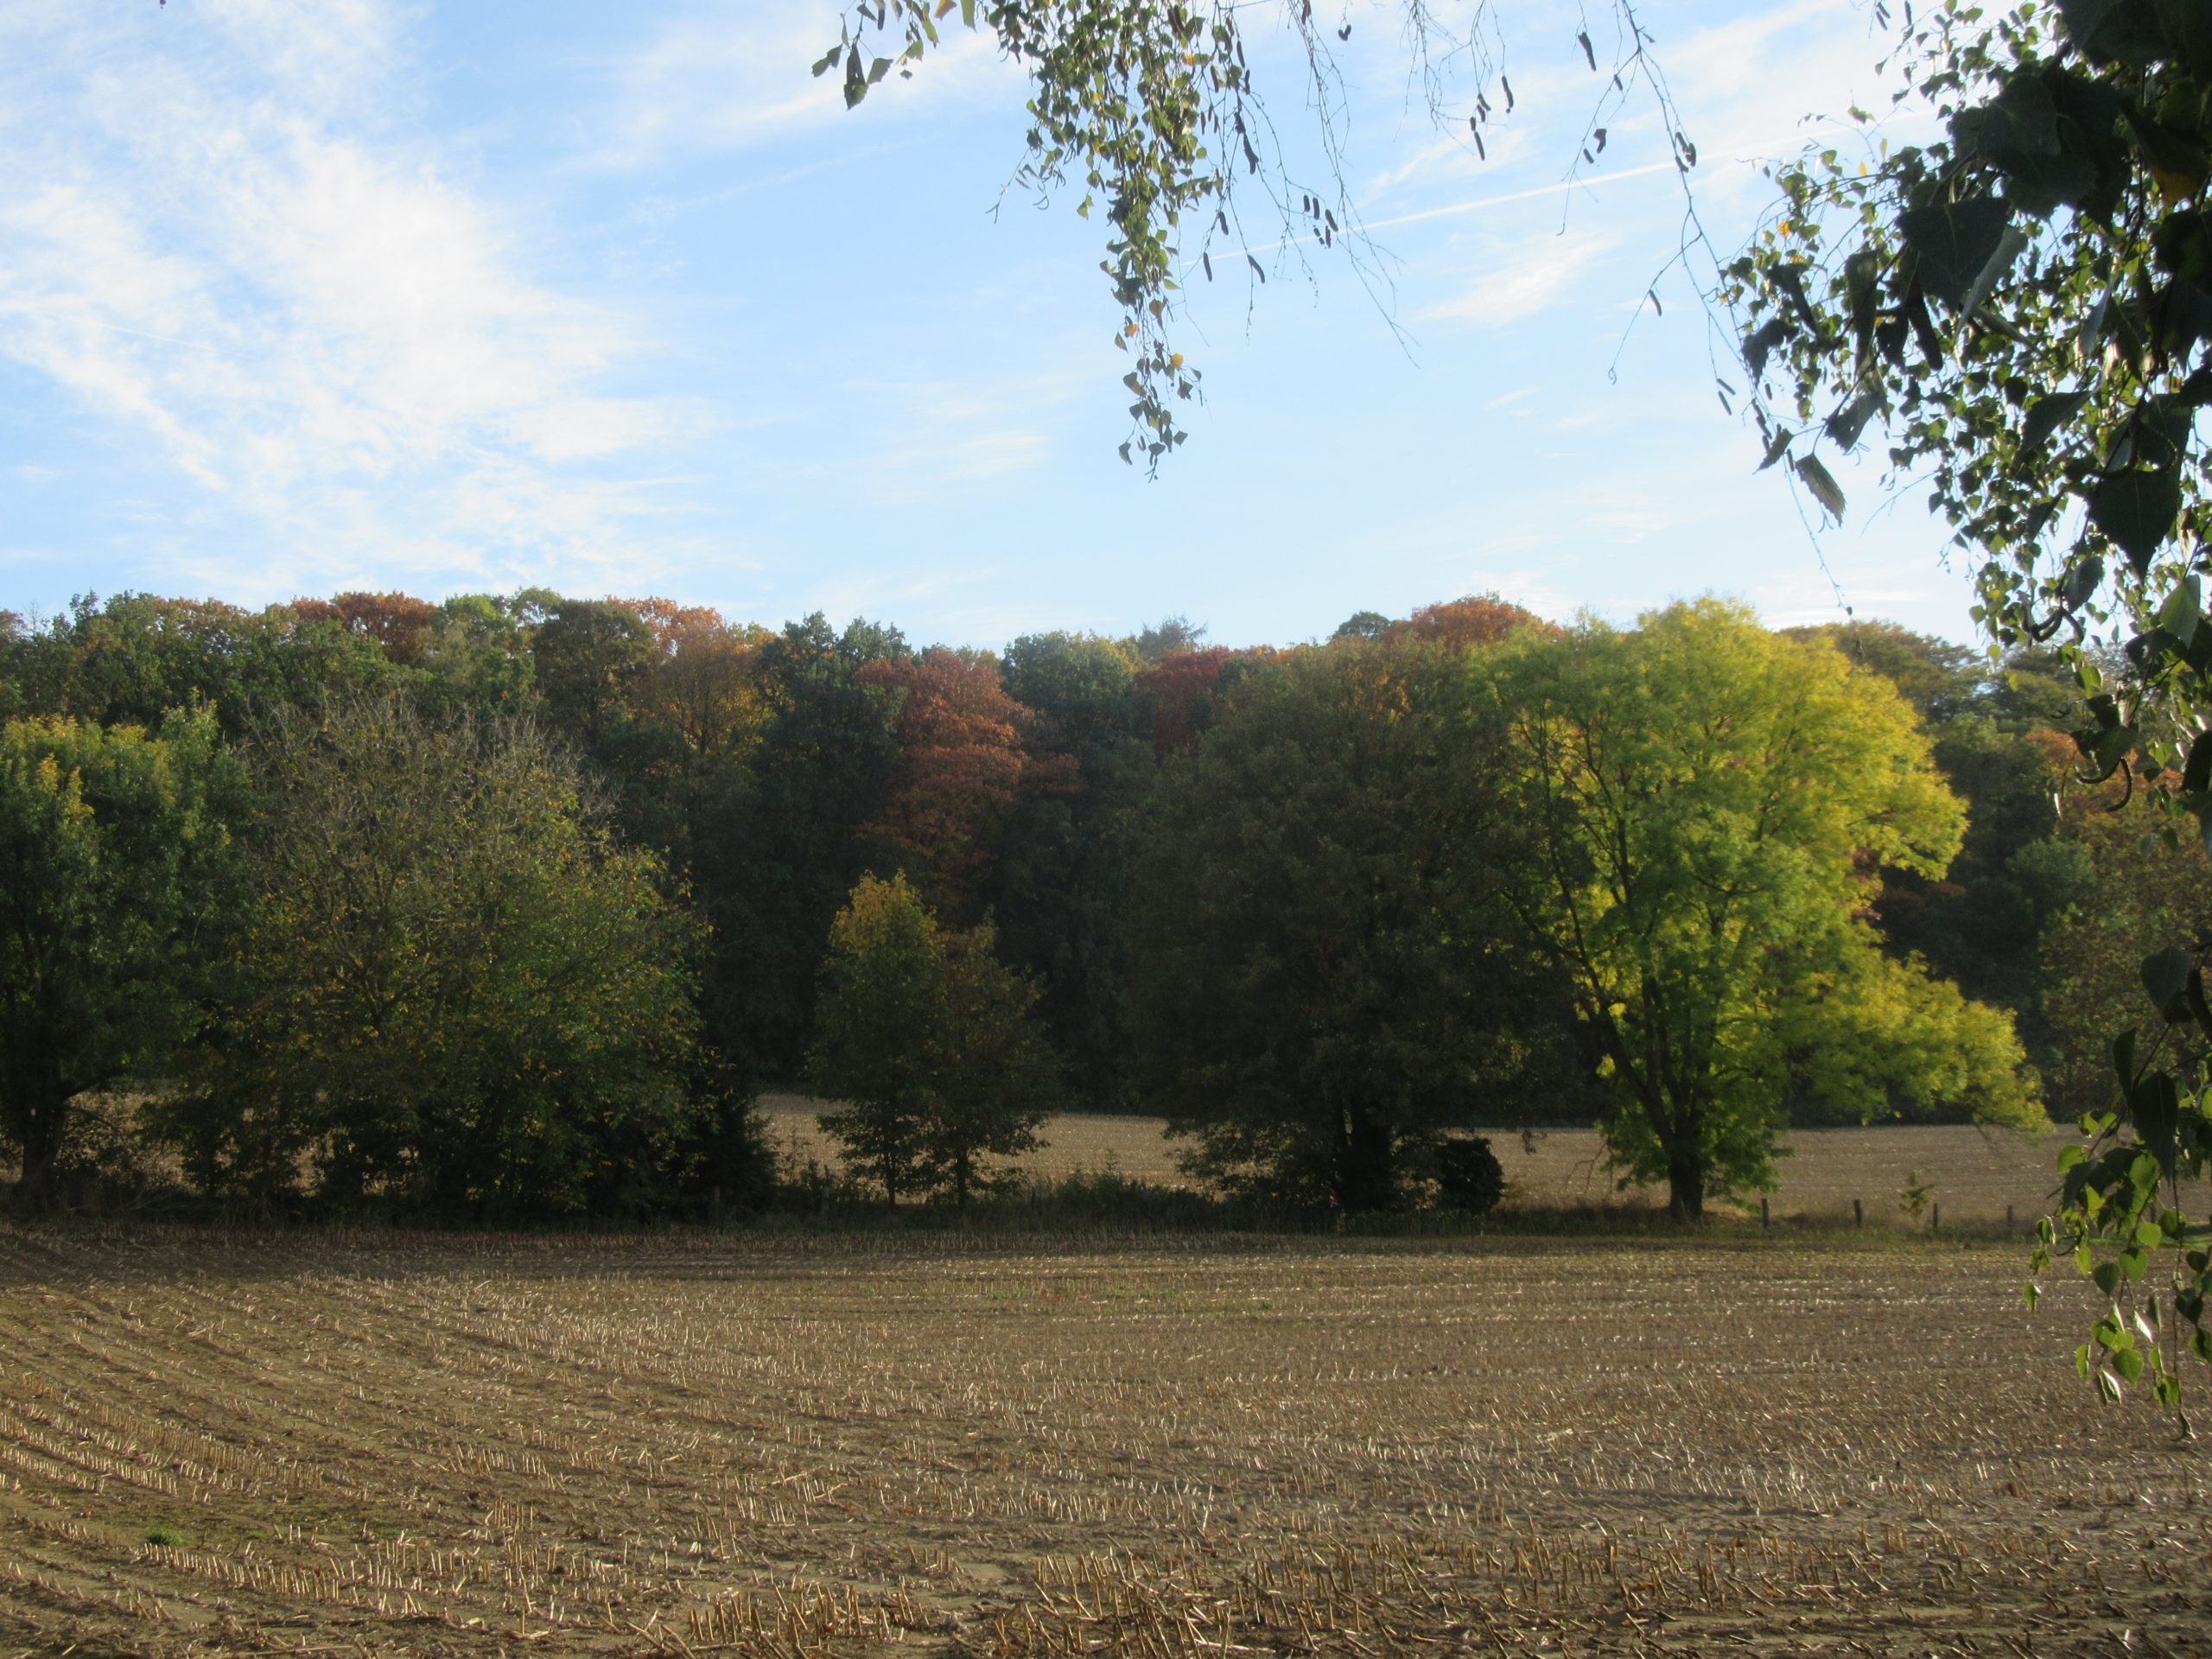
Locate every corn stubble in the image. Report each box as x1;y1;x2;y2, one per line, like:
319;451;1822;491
0;1230;2204;1656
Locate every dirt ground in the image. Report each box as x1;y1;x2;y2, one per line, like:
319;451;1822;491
1;1228;2206;1658
760;1099;2081;1224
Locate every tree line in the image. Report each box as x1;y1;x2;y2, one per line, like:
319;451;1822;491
0;586;2182;1222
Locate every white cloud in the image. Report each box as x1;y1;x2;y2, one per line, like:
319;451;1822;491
1422;228;1616;327
0;1;695;595
591;0;1020;168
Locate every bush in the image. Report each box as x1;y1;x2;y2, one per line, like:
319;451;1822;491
1434;1137;1505;1215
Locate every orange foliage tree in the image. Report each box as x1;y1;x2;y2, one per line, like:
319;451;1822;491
1384;595;1554;655
857;651;1038;913
626;600;772;766
287;593;441;664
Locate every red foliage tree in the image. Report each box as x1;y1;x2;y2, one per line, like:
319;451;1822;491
1383;595;1554;654
289;592;440;664
858;651;1038;912
1134;646;1234;757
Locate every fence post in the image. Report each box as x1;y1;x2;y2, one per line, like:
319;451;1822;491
1853;1198;1863;1229
2006;1204;2015;1231
1930;1202;1940;1233
1760;1198;1770;1229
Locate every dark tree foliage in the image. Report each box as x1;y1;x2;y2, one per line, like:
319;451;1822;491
1133;645;1236;757
533;599;656;750
695;614;910;1082
1125;639;1570;1212
1434;1136;1507;1216
992;632;1154;1107
158;698;704;1220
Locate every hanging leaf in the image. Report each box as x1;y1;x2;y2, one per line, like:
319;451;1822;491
2144;946;2194;1019
2023;390;2091;451
1825;386;1884;450
2089;470;2183;573
1899;197;2012;306
1796;454;1848;520
1743;317;1790;378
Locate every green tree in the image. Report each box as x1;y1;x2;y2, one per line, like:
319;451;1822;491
162;697;702;1219
1474;601;2041;1221
809;873;1058;1205
809;873;944;1204
1125;638;1571;1211
0;706;242;1212
992;631;1153;1105
0;593;401;738
698;614;908;1082
533;598;654;750
924;925;1059;1205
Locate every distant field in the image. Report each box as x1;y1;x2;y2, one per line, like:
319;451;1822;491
760;1096;2080;1223
0;1228;2204;1657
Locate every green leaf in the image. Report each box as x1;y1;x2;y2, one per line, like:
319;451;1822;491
2142;945;2193;1016
2058;1143;2088;1172
2023;390;2090;451
2113;1346;2146;1384
2089;470;2183;574
2158;574;2202;642
2098;1366;2125;1401
1795;454;1847;521
1899;197;2012;306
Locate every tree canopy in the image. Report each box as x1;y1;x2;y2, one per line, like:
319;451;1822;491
0;704;241;1212
1471;601;2041;1219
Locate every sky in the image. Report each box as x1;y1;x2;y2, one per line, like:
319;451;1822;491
0;0;1985;650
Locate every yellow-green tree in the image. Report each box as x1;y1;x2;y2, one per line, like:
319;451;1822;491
1471;601;2043;1221
809;874;1057;1205
0;705;241;1212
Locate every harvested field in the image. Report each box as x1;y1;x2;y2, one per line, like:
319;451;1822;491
1;1229;2207;1657
760;1101;2085;1224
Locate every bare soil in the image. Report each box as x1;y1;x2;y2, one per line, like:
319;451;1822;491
1;1227;2206;1657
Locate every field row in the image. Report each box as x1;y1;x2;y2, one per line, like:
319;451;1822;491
0;1228;2207;1656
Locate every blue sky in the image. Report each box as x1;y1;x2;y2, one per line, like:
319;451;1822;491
0;0;1980;649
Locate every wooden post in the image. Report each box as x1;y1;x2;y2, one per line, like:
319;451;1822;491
1853;1198;1863;1229
1760;1198;1770;1229
1930;1202;1941;1232
2007;1204;2015;1230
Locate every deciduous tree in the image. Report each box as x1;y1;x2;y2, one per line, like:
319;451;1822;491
162;697;702;1219
1126;639;1568;1211
808;873;1058;1204
0;706;242;1212
1473;601;2042;1220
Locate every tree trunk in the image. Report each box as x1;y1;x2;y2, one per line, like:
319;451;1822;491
1666;1153;1705;1224
9;1092;71;1217
1332;1103;1398;1213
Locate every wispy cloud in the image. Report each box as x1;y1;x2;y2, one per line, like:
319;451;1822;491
590;0;1019;169
0;1;696;596
1422;228;1617;327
